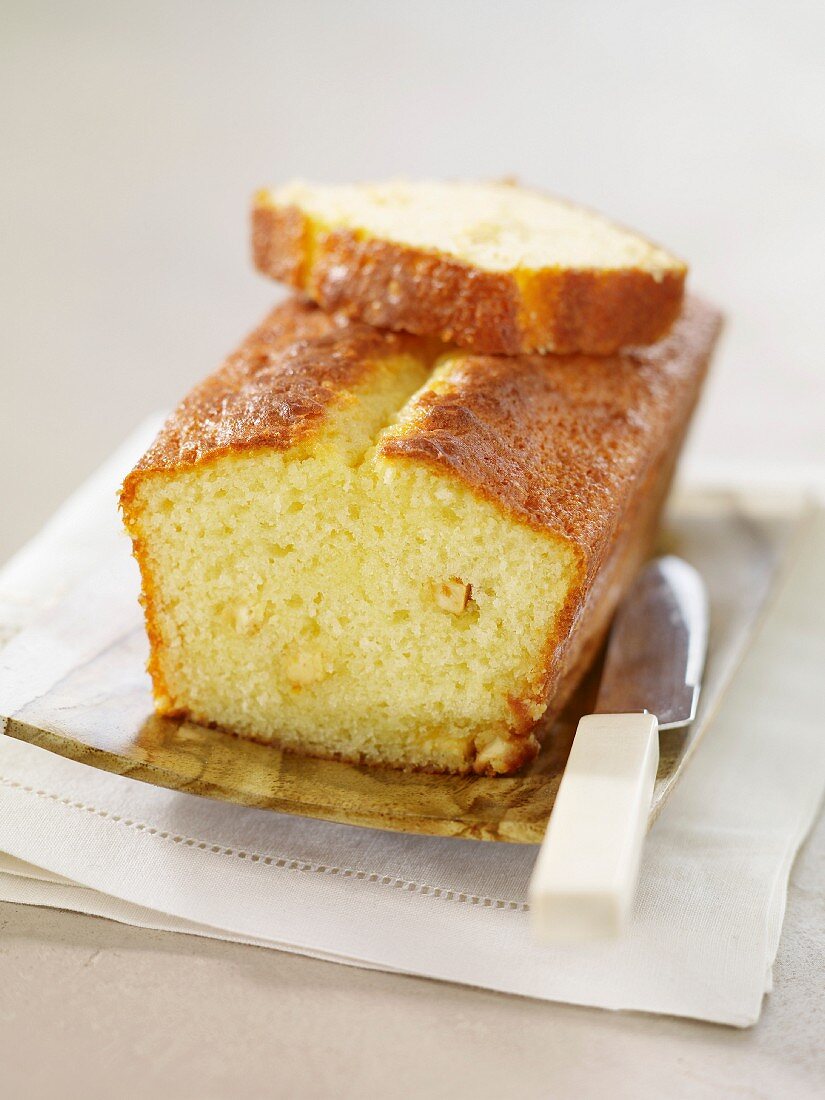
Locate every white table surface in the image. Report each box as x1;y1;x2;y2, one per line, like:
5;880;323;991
2;3;824;1095
0;809;822;1099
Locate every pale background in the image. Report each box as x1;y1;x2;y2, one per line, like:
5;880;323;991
2;0;825;565
2;3;825;1097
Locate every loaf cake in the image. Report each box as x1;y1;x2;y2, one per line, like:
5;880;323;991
252;180;687;356
120;295;720;775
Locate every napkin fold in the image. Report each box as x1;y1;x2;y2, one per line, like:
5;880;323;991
1;420;823;1026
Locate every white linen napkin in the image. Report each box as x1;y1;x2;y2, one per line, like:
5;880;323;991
1;420;823;1026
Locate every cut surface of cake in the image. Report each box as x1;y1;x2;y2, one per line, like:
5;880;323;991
252;180;687;356
121;296;720;776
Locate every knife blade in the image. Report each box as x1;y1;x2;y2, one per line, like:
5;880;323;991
595;555;709;728
529;555;709;943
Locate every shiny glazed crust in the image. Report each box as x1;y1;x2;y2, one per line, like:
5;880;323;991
121;297;721;774
251;197;687;355
122;298;433;478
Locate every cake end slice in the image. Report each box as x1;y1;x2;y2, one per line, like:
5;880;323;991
252;180;687;355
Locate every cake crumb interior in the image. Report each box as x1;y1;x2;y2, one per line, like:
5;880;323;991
269;179;682;275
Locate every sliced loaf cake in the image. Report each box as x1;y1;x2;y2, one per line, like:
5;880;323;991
121;296;719;775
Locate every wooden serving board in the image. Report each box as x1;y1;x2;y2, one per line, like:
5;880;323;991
0;489;805;843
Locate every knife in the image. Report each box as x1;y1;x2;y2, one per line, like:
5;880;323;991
528;555;709;943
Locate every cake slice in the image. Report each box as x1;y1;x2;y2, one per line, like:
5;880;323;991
121;296;720;776
252;180;687;355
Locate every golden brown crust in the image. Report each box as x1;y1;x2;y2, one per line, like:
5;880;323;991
128;531;175;715
526;378;702;756
251;198;686;355
250;202;311;285
380;297;721;560
120;297;432;492
517;266;685;355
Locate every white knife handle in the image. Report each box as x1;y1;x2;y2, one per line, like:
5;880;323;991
528;712;659;943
